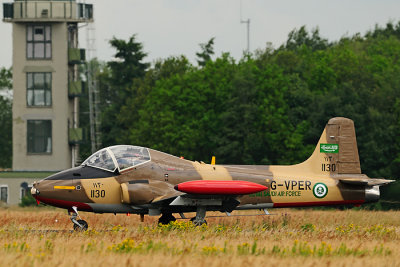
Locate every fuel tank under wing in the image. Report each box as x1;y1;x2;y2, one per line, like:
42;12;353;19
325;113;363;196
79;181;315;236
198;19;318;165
174;180;268;195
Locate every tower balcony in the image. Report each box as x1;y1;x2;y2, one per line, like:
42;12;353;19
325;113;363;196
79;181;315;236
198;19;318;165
3;1;93;23
68;80;86;97
69;128;83;145
68;48;85;64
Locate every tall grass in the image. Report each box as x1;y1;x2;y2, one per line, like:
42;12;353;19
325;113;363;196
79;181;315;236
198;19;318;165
0;208;399;266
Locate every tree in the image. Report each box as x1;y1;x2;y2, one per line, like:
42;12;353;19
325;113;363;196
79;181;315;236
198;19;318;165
127;54;235;160
99;35;149;146
0;96;12;168
0;67;12;90
0;67;12;168
196;37;215;67
283;26;329;52
96;23;400;184
107;35;149;87
88;23;400;208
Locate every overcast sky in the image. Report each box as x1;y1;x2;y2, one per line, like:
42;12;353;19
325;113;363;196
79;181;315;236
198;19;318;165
1;0;400;67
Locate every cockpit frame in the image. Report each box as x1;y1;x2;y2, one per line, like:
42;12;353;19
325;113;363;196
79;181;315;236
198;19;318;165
82;145;151;173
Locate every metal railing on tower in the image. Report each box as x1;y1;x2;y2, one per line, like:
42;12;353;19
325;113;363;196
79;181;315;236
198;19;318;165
86;20;101;153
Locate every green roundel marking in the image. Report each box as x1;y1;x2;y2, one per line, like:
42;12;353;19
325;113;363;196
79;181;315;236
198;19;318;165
313;183;328;198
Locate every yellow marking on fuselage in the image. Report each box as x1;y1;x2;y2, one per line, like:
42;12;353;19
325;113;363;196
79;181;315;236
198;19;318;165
54;186;75;190
192;162;232;180
80;177;121;204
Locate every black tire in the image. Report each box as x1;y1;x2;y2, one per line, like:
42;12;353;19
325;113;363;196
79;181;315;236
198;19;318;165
158;213;176;225
73;220;88;231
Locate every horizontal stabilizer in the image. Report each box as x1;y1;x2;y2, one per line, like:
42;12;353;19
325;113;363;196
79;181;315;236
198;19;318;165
175;180;267;195
339;178;395;186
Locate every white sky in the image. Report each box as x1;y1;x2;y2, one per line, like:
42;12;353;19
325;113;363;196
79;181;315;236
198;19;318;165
1;0;400;67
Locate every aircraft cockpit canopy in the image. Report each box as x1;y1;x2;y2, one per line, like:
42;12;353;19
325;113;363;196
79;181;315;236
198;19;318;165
82;145;151;172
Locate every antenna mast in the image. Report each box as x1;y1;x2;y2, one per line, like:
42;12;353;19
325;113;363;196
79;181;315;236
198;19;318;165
240;0;250;53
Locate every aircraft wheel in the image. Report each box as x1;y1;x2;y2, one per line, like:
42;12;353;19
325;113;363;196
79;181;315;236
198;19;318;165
158;213;176;225
190;217;207;226
73;220;88;231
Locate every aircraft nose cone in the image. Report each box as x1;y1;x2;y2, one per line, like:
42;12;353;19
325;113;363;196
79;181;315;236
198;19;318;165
31;186;40;196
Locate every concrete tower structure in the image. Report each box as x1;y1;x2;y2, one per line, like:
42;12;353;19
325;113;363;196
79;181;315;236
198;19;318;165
3;0;93;171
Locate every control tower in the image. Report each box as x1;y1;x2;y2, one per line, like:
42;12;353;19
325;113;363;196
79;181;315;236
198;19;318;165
3;0;93;171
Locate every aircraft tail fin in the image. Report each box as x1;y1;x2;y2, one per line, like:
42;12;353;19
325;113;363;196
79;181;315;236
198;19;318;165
302;117;361;175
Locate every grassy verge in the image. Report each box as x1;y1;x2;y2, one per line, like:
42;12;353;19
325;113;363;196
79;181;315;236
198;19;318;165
0;209;398;266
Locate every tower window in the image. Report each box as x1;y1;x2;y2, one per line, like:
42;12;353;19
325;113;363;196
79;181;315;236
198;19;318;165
0;186;8;203
27;73;52;107
27;120;52;154
27;25;51;59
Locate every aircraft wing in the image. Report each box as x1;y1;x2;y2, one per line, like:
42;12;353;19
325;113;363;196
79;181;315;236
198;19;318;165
128;179;268;214
339;177;395;186
121;180;184;205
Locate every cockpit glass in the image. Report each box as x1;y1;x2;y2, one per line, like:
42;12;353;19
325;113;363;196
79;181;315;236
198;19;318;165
110;145;151;171
82;145;151;172
82;149;116;172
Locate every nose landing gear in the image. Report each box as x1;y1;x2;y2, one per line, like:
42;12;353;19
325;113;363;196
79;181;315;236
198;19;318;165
70;206;88;231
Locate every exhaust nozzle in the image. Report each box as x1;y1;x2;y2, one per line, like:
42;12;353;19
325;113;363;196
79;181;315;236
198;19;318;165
365;185;380;203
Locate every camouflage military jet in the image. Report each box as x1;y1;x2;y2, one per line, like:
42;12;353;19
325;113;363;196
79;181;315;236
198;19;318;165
31;117;393;230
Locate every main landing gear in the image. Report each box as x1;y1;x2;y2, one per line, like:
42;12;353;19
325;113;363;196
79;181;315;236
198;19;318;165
190;207;207;226
158;207;208;226
158;213;176;225
70;206;88;231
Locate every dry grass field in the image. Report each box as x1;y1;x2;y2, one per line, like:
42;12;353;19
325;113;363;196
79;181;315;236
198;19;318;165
0;207;399;267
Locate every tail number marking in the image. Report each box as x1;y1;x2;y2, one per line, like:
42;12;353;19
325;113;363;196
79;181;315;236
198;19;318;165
322;163;336;172
270;180;311;191
250;180;314;198
90;189;105;198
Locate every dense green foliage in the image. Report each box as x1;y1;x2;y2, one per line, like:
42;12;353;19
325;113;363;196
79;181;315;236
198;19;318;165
93;23;400;181
0;96;12;168
19;193;37;207
196;37;215;67
0;67;12;168
0;67;12;90
99;36;150;147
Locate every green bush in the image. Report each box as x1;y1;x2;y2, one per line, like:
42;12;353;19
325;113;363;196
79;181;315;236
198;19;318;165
19;192;37;207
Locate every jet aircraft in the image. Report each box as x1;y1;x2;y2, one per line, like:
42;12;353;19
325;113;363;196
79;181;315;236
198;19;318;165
31;117;394;230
